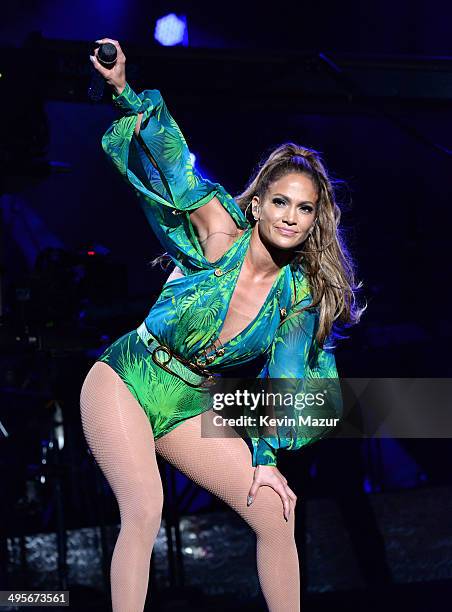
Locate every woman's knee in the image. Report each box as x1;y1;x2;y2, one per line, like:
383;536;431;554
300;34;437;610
248;489;296;539
121;490;164;535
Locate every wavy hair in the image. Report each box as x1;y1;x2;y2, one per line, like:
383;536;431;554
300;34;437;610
235;142;366;347
150;142;366;348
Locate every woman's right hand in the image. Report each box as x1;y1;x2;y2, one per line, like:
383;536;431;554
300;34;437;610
89;38;127;95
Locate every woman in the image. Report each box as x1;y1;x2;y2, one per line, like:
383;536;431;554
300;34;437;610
81;38;363;611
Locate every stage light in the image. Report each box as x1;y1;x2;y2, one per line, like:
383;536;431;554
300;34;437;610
154;13;188;46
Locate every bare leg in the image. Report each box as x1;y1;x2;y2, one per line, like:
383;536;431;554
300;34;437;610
155;409;300;612
80;362;164;612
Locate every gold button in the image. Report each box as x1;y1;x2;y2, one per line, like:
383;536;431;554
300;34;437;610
206;355;215;364
202;376;217;388
280;308;287;318
217;348;225;356
214;268;223;277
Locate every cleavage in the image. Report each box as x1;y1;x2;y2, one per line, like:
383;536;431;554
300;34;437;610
216;267;278;346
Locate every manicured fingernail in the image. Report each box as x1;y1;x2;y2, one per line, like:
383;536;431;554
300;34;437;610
89;55;95;62
247;495;253;506
95;39;102;43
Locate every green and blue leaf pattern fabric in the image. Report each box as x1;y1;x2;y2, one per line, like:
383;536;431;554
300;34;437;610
99;83;342;467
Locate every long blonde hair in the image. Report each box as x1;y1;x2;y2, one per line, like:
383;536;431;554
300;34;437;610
235;142;366;347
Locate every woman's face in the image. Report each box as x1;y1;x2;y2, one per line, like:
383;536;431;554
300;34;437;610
251;172;318;251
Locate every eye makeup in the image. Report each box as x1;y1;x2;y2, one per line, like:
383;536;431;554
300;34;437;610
272;194;315;213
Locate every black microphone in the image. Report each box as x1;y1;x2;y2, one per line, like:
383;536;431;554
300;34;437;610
88;43;118;102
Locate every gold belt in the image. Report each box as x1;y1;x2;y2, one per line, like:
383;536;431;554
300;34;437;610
137;322;219;389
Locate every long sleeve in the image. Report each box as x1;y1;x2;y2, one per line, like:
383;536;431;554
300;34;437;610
101;83;248;273
250;307;343;467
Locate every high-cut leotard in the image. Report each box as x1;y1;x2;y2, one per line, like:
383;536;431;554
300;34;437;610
96;83;342;467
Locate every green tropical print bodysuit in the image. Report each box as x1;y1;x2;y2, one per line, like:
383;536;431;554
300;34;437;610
97;82;343;467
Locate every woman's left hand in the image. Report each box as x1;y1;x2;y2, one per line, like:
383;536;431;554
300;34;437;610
247;465;297;521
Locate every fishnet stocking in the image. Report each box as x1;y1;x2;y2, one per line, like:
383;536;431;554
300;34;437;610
80;362;163;611
80;361;300;611
155;409;300;612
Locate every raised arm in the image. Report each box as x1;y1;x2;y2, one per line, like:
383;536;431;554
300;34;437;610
92;38;228;211
91;38;248;273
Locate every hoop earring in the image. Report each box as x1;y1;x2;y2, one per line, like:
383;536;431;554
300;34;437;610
245;199;260;222
245;201;258;220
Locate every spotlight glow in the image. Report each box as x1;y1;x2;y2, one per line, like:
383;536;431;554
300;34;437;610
155;13;187;46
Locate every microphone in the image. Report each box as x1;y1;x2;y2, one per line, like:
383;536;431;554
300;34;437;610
88;43;118;102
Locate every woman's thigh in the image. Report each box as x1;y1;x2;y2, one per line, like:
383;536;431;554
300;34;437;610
80;361;164;517
154;409;293;533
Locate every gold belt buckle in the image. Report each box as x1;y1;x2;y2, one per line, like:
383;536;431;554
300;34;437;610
150;344;216;390
151;344;172;366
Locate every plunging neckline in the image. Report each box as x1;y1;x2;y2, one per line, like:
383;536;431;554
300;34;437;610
208;230;285;351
